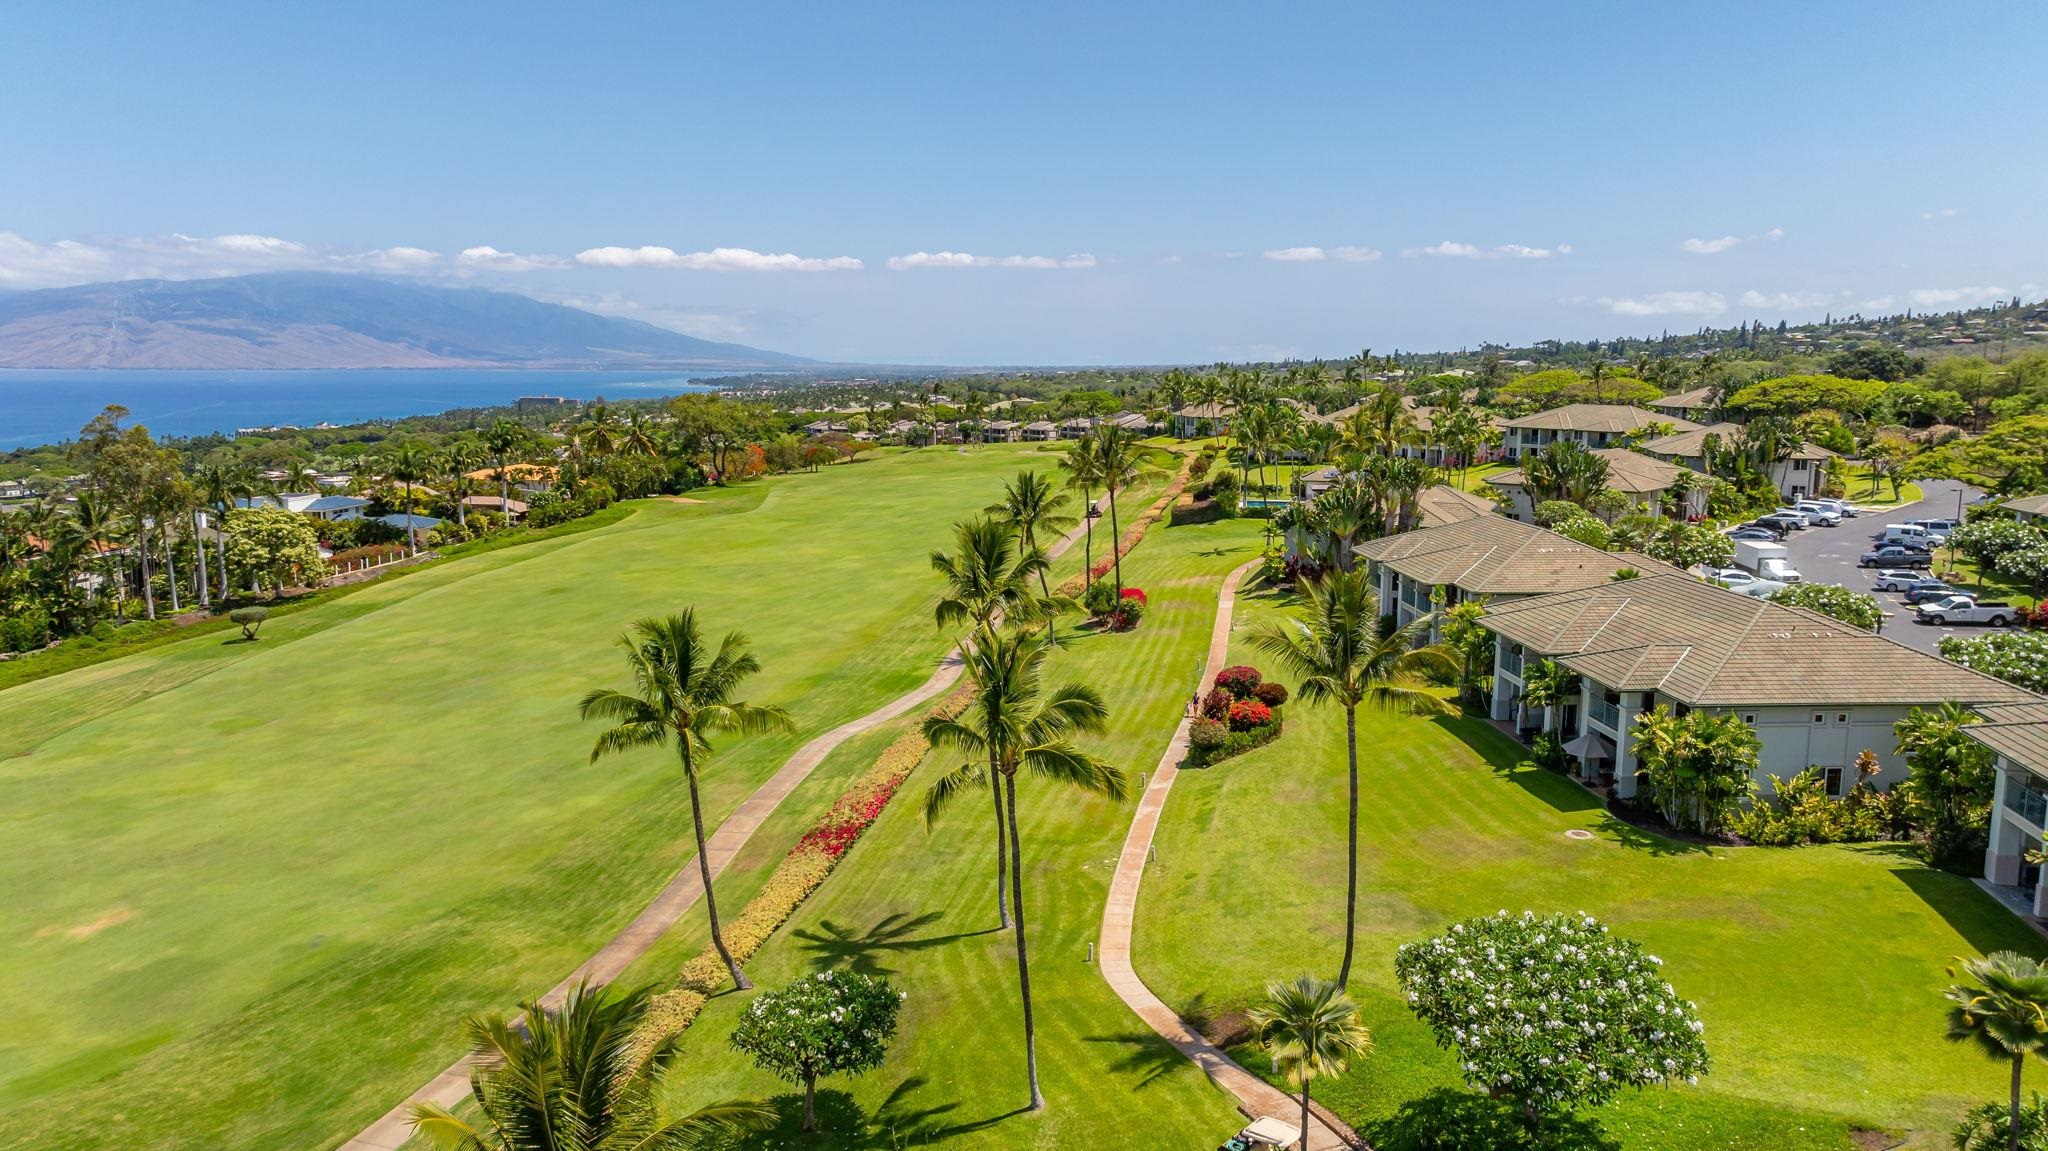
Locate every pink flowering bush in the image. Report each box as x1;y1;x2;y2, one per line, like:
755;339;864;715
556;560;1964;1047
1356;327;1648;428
1215;665;1263;699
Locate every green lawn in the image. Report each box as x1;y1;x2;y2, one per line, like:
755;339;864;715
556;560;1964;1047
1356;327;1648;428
1133;588;2044;1150
0;444;1102;1151
1450;461;1516;493
1838;463;1925;508
652;517;1266;1148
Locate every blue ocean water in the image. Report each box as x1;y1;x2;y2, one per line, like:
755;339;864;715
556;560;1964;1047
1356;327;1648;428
0;369;730;447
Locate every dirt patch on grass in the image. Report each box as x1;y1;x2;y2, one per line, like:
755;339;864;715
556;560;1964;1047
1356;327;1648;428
655;496;705;504
38;906;136;940
1849;1128;1899;1151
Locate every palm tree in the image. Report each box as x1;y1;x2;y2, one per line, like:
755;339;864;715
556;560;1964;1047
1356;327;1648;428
409;980;771;1151
1057;437;1105;581
579;613;794;991
442;440;487;528
923;625;1128;1110
483;418;529;517
384;443;436;557
1946;951;2048;1151
1524;439;1611;504
1090;423;1158;595
930;517;1057;632
1247;975;1373;1149
1249;567;1454;987
987;470;1077;645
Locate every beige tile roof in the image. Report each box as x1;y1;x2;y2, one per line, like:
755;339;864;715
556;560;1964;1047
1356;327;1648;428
1970;702;2048;774
1648;386;1716;412
1482;573;2042;708
1415;484;1500;527
1354;512;1684;595
1498;404;1704;435
1488;448;1711;496
1639;423;1837;462
2003;494;2048;516
1174;403;1236;419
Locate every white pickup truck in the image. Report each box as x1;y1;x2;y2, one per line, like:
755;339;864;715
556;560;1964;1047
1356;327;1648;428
1914;596;2020;627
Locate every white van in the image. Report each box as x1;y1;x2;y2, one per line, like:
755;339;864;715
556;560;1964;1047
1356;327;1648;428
1877;523;1942;548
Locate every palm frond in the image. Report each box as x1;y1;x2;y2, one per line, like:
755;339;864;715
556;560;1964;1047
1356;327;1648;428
920;762;988;828
1020;739;1129;801
406;1103;494;1151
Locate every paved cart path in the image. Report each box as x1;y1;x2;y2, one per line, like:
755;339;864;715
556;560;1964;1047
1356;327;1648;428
1097;560;1357;1151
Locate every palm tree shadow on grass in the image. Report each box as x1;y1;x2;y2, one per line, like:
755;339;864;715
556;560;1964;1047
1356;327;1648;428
792;912;996;977
722;1078;968;1149
1364;1089;1620;1151
1879;856;2042;957
1079;1030;1195;1089
1435;716;1606;817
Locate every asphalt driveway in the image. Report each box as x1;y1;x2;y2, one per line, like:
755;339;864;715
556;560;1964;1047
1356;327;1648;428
1774;478;1980;655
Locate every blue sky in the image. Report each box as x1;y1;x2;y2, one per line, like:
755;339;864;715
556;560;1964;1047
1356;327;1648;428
1;1;2042;364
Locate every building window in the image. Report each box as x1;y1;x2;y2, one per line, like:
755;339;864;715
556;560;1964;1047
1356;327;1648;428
1822;767;1844;797
1813;712;1826;724
1742;713;1756;726
1836;713;1849;725
1794;459;1809;471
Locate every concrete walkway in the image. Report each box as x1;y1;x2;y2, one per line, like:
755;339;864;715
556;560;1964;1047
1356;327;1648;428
338;493;1112;1151
1098;561;1357;1151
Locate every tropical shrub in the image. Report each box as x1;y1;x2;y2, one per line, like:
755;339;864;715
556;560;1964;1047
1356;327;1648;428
1189;717;1229;752
1395;911;1709;1124
1200;687;1233;721
1527;732;1568;774
1108;588;1148;630
729;970;903;1133
1944;631;2048;693
1767;582;1884;631
1083;577;1122;617
1728;764;1909;846
1630;706;1759;836
0;606;51;653
1254;681;1290;707
228;606;268;641
1896;702;1997;868
1216;665;1263;698
1227;699;1273;731
1952;1096;2048;1151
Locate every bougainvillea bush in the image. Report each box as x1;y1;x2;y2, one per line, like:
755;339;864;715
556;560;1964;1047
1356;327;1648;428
1215;665;1263;698
1395;911;1708;1123
1226;699;1272;731
1189;667;1285;765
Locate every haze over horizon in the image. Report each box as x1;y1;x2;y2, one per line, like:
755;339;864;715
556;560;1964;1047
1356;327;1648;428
2;0;2043;365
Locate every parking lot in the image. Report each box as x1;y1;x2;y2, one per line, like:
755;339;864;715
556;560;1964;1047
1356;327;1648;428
1774;478;1979;655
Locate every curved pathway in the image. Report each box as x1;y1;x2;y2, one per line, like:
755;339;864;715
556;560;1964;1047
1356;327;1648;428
340;492;1111;1151
1098;560;1355;1150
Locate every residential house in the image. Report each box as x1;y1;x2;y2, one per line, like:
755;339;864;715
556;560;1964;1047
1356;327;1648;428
460;495;528;519
463;464;558;494
2004;494;2048;524
1975;703;2048;915
1353;511;1677;639
1486;448;1711;522
1638;423;1836;502
1647;386;1718;424
803;419;851;436
1172;402;1235;438
1108;411;1155;434
1058;416;1095;439
981;419;1021;443
1480;574;2037;797
1020;420;1059;442
1497;404;1701;461
300;495;372;522
373;512;445;538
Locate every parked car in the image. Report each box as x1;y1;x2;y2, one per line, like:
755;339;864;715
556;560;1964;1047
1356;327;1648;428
1860;545;1934;568
1871;569;1928;592
1902;580;1964;604
1728;527;1781;542
1874;523;1946;548
1809;498;1861;518
1700;566;1788;598
1756;513;1807;533
1908;518;1961;536
1793;501;1843;526
1915;595;2018;627
1776;506;1829;527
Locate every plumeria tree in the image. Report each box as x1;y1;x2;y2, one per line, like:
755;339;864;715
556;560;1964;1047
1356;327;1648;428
729;970;903;1132
1767;583;1884;631
1943;633;2048;694
1396;911;1709;1128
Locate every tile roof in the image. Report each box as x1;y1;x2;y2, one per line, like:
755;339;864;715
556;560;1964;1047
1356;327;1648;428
1970;702;2048;774
1174;403;1236;419
1648;386;1716;411
1498;404;1704;435
1639;423;1837;462
1415;484;1500;527
1481;573;2042;708
1488;448;1710;496
1354;512;1683;595
2004;494;2048;516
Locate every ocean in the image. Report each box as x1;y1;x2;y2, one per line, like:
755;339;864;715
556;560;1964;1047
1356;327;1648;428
0;369;733;448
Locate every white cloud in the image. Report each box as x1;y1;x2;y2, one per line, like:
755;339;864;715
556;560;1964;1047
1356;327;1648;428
1156;254;1184;265
1404;240;1565;259
1681;235;1743;255
577;245;861;271
0;230;395;287
1738;289;1831;310
346;246;441;271
0;232;120;287
1922;208;1959;220
197;233;308;256
884;250;1094;270
1599;291;1728;317
1332;246;1383;262
457;245;567;272
1263;246;1326;262
1765;227;1786;240
1907;286;2008;308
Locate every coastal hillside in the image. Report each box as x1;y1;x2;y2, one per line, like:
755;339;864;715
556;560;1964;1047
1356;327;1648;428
0;272;810;370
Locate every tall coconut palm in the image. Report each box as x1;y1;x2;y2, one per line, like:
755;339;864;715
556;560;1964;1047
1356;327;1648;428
1946;951;2048;1151
987;470;1078;646
1057;436;1105;581
409;980;771;1151
922;624;1128;1110
384;443;436;557
1248;975;1374;1149
1249;568;1454;987
442;440;487;528
579;613;794;991
1090;423;1159;595
930;517;1057;633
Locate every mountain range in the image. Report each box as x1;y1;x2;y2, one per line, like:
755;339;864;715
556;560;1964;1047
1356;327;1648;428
0;273;810;370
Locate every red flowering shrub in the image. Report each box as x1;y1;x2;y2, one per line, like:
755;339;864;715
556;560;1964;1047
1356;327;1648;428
1119;587;1148;605
1215;665;1263;699
1227;699;1273;731
1201;687;1233;721
1254;681;1290;707
1106;609;1136;632
1189;717;1229;750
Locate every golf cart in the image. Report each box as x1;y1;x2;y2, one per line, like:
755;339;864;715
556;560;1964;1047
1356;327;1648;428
1218;1116;1302;1150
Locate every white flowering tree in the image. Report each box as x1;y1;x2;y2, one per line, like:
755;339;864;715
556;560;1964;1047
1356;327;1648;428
1395;911;1709;1126
727;970;903;1132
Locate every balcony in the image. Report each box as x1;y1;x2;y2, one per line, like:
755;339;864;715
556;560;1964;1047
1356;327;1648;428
1498;647;1523;677
1589;697;1621;732
2005;781;2048;828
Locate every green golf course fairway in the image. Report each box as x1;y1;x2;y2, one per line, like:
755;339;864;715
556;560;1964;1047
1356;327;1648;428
0;445;1095;1151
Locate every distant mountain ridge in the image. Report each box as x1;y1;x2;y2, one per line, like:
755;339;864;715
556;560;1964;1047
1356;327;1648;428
0;272;811;370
